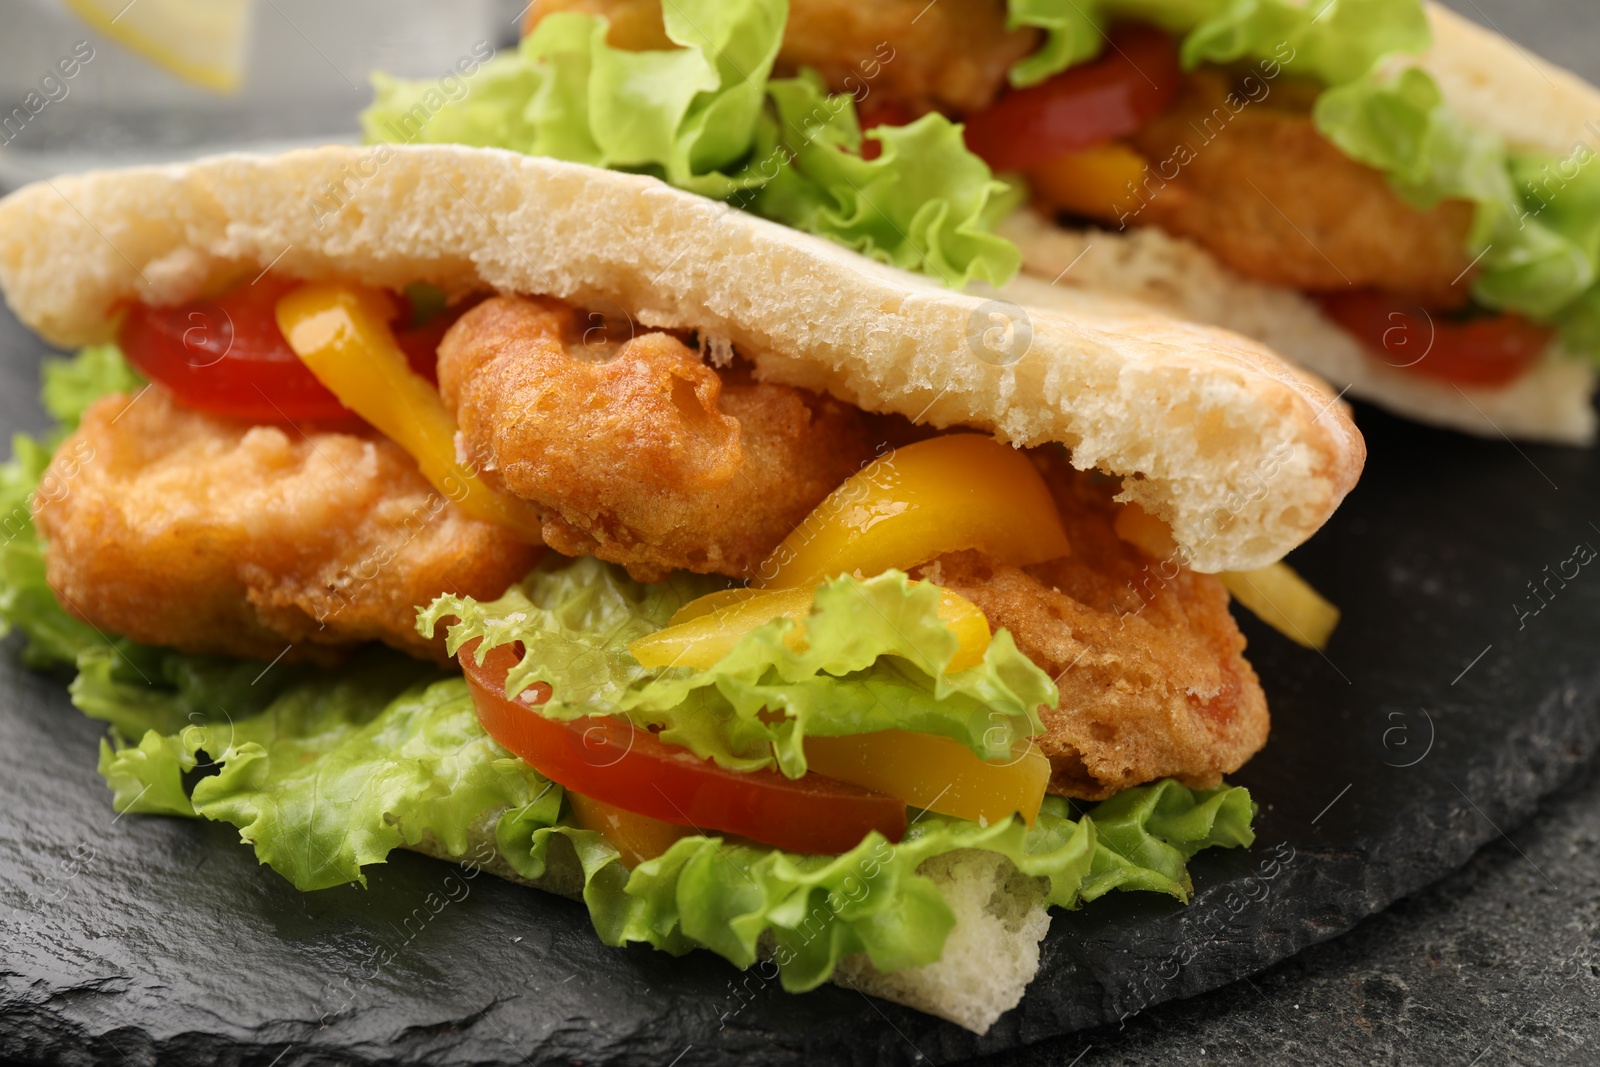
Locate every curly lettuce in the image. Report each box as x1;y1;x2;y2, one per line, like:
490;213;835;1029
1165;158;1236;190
1;346;140;669
98;660;1252;990
420;555;1056;778
753;71;1023;283
1005;0;1430;88
361;0;1018;287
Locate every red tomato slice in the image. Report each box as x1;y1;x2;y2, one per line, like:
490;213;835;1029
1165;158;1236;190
460;641;908;855
1319;291;1553;388
118;278;470;425
964;24;1181;173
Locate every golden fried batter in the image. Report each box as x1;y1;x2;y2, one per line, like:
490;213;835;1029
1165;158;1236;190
921;452;1268;800
525;0;1036;113
1129;72;1477;307
438;296;874;583
34;388;540;663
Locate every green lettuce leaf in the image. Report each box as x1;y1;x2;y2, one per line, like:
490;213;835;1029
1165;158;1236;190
1552;280;1600;355
99;658;528;890
1174;0;1429;85
369;1;783;193
419;556;1056;778
41;343;144;430
1005;0;1430;88
96;654;1250;989
1006;0;1103;87
1314;66;1600;332
0;431;96;668
361;0;1019;287
0;345;144;669
752;72;1023;284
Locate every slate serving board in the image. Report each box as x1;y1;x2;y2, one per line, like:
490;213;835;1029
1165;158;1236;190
1;295;1598;1067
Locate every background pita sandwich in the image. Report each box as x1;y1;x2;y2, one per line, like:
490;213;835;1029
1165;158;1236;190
1006;3;1600;445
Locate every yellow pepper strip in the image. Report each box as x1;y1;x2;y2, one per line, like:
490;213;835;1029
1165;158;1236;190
566;792;691;870
1219;562;1341;651
666;587;764;626
630;582;993;672
1025;143;1149;223
755;434;1071;591
805;731;1051;828
1112;502;1178;560
275;282;544;541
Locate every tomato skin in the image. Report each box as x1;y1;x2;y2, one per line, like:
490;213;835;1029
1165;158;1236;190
964;25;1181;173
119;276;357;424
460;642;907;855
118;279;466;424
1319;291;1554;388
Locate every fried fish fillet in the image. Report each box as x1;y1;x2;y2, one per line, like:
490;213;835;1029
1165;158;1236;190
34;388;540;663
438;295;875;583
922;452;1269;800
524;0;1035;113
1129;72;1477;308
439;294;1264;793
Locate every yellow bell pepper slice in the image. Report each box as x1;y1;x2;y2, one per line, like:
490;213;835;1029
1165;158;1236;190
1219;562;1341;651
755;434;1070;591
630;582;992;672
1112;502;1178;559
666;587;762;626
1025;142;1150;222
566;792;691;870
275;282;544;541
805;731;1051;827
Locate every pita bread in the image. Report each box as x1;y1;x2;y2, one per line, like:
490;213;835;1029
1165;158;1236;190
0;144;1362;574
1007;2;1600;445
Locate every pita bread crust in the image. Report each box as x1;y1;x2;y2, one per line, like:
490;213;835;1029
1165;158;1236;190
1420;3;1600;157
0;145;1359;573
1002;213;1598;446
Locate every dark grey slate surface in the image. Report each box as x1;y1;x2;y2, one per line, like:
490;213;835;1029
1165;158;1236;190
983;762;1600;1066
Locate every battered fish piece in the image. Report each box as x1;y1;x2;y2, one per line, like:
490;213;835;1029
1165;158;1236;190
1130;72;1477;307
34;388;540;663
525;0;1035;113
438;296;875;583
921;453;1268;800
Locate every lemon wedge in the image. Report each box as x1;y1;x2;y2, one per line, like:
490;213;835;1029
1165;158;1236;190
62;0;253;93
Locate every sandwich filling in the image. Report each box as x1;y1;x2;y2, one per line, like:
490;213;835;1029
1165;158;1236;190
375;0;1600;395
3;269;1282;999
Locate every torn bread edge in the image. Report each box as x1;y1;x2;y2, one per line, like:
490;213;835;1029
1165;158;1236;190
412;819;1049;1034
